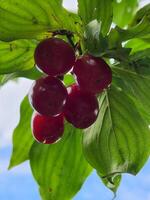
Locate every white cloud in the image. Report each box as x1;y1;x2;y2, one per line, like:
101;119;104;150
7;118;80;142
63;0;77;12
0;78;33;148
140;0;149;7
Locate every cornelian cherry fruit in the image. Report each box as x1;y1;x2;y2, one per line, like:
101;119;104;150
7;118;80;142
73;54;112;94
34;38;75;76
32;112;64;144
29;76;67;116
64;84;99;129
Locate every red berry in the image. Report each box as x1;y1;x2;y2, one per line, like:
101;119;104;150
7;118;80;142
32;112;64;144
64;84;99;129
73;54;112;94
29;76;67;116
34;38;75;76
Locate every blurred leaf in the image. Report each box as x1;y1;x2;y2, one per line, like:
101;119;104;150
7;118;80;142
63;74;75;86
113;0;139;28
0;75;3;85
9;96;34;169
83;86;150;192
0;40;36;74
0;0;81;41
78;0;113;35
30;123;92;200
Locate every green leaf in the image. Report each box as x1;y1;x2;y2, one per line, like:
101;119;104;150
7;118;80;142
82;20;130;59
63;74;75;86
0;39;44;84
30;123;92;200
130;48;150;60
108;14;150;46
0;0;81;41
112;60;150;122
125;38;150;53
109;3;150;43
0;68;42;87
0;40;36;74
0;75;4;85
104;47;131;62
83;20;108;56
119;15;150;40
131;3;150;26
16;67;43;80
83;86;150;192
9;96;34;169
78;0;113;35
39;188;52;200
113;0;139;28
98;172;121;193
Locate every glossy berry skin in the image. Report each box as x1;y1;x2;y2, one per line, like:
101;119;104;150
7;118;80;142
29;76;67;116
64;84;99;129
34;38;75;76
73;54;112;94
32;112;64;144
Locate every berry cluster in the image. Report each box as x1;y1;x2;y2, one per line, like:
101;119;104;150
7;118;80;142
28;38;112;144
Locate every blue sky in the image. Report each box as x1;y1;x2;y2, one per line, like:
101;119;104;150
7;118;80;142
0;0;149;199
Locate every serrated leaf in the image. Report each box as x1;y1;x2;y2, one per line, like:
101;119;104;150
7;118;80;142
9;96;34;169
0;0;81;41
83;86;150;192
113;0;139;28
30;123;92;200
0;40;36;74
78;0;113;35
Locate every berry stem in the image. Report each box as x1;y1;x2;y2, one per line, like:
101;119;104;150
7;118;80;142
75;42;82;55
66;34;75;49
52;29;73;37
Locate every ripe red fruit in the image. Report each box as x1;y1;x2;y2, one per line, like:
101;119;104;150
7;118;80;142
34;38;75;76
29;76;67;116
32;112;64;144
64;84;99;129
73;54;112;94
